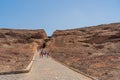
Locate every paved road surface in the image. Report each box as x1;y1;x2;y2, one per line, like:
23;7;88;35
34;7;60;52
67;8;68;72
0;52;92;80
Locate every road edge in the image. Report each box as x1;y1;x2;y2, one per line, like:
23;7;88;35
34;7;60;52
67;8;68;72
0;50;37;75
51;57;99;80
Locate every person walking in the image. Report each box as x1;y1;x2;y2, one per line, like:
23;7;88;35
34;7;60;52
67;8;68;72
39;48;44;58
39;48;51;58
45;50;49;58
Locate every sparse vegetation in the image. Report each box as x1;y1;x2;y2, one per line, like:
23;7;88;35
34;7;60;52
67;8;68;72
0;29;47;72
49;23;120;80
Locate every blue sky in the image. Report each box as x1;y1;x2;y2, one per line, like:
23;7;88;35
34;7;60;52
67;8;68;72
0;0;120;36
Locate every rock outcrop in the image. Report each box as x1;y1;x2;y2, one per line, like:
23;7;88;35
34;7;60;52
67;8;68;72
49;23;120;80
0;29;47;72
0;23;120;80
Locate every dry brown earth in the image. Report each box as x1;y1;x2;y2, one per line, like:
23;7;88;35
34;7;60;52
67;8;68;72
0;29;47;72
0;23;120;80
48;23;120;80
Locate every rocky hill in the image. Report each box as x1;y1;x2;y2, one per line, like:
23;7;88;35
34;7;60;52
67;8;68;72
0;23;120;80
49;23;120;80
0;29;47;72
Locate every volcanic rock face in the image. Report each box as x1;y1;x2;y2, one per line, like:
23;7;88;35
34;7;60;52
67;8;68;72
0;29;47;72
50;23;120;80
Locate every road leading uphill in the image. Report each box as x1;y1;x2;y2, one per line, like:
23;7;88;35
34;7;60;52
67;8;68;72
0;51;92;80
